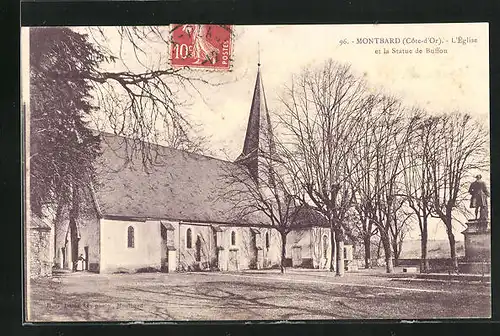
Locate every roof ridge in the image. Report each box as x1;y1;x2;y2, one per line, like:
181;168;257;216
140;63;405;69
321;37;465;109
96;130;238;166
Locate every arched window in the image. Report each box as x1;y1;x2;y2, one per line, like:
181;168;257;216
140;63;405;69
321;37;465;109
231;231;236;246
127;226;135;248
186;228;192;248
343;247;348;260
322;235;328;258
265;232;270;250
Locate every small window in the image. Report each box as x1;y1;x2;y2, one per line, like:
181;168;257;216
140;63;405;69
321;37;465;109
265;232;270;250
186;228;192;249
127;226;135;248
322;235;328;258
344;247;348;260
231;231;236;246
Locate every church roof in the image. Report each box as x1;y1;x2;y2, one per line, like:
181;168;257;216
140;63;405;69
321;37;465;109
93;133;267;225
93;134;329;230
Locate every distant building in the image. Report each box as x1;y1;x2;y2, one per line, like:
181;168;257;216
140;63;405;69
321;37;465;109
43;66;351;274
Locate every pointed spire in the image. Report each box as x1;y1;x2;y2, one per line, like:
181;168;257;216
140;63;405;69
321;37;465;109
235;64;280;179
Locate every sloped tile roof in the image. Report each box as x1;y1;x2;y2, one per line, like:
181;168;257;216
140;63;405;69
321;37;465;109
94;133;267;225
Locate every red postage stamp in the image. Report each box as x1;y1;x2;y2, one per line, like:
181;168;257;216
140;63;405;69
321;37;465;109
170;24;232;70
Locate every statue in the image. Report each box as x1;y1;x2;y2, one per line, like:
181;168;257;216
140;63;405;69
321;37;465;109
468;174;489;220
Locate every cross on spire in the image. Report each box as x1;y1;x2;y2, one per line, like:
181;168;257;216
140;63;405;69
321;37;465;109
257;42;261;67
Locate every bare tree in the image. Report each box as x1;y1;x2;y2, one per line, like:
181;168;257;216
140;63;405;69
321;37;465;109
345;208;378;268
350;94;419;273
82;26;229;166
389;198;414;266
400;113;439;272
349;95;382;269
277;60;374;276
220;122;304;273
427;113;489;270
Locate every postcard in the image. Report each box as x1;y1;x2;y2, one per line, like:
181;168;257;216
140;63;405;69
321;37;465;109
22;23;490;322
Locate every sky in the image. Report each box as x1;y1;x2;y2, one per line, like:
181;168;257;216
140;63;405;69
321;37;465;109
21;23;490;241
78;23;490;162
183;23;490;161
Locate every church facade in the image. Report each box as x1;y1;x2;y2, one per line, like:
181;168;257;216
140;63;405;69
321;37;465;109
45;67;353;275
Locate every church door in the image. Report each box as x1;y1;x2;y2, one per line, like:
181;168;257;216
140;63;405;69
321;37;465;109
212;230;219;269
61;247;66;269
84;246;89;271
292;246;302;267
228;250;238;271
195;236;202;262
250;231;258;269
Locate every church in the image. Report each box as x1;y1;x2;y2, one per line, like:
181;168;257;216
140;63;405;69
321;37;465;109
38;66;353;275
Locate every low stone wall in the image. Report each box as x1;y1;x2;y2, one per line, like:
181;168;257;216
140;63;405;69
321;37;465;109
397;258;466;272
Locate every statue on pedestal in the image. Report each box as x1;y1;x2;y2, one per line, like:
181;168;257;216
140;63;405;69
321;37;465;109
468;174;489;220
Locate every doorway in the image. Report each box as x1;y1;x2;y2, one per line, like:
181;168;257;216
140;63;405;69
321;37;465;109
84;246;89;271
228;250;238;271
213;230;219;269
61;247;66;268
195;236;202;262
250;231;258;269
292;246;302;267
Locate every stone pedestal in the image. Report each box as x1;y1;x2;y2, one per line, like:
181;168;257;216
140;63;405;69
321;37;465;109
459;219;491;274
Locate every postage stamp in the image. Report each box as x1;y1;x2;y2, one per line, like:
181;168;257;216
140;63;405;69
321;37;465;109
170;24;232;70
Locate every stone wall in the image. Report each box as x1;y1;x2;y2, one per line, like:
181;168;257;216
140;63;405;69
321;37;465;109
29;228;52;278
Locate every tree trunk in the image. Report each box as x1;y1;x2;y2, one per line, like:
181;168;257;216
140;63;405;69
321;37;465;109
69;185;81;272
420;225;429;273
380;231;394;273
280;231;287;274
391;240;399;267
335;235;345;276
329;226;336;272
376;236;382;261
363;235;371;269
446;223;458;270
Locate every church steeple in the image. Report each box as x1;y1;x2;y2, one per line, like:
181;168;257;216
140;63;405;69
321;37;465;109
235;65;279;181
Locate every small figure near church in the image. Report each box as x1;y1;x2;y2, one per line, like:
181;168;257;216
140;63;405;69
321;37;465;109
469;174;489;220
76;254;86;271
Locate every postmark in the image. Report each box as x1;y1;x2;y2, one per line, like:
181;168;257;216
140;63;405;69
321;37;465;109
170;24;232;70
